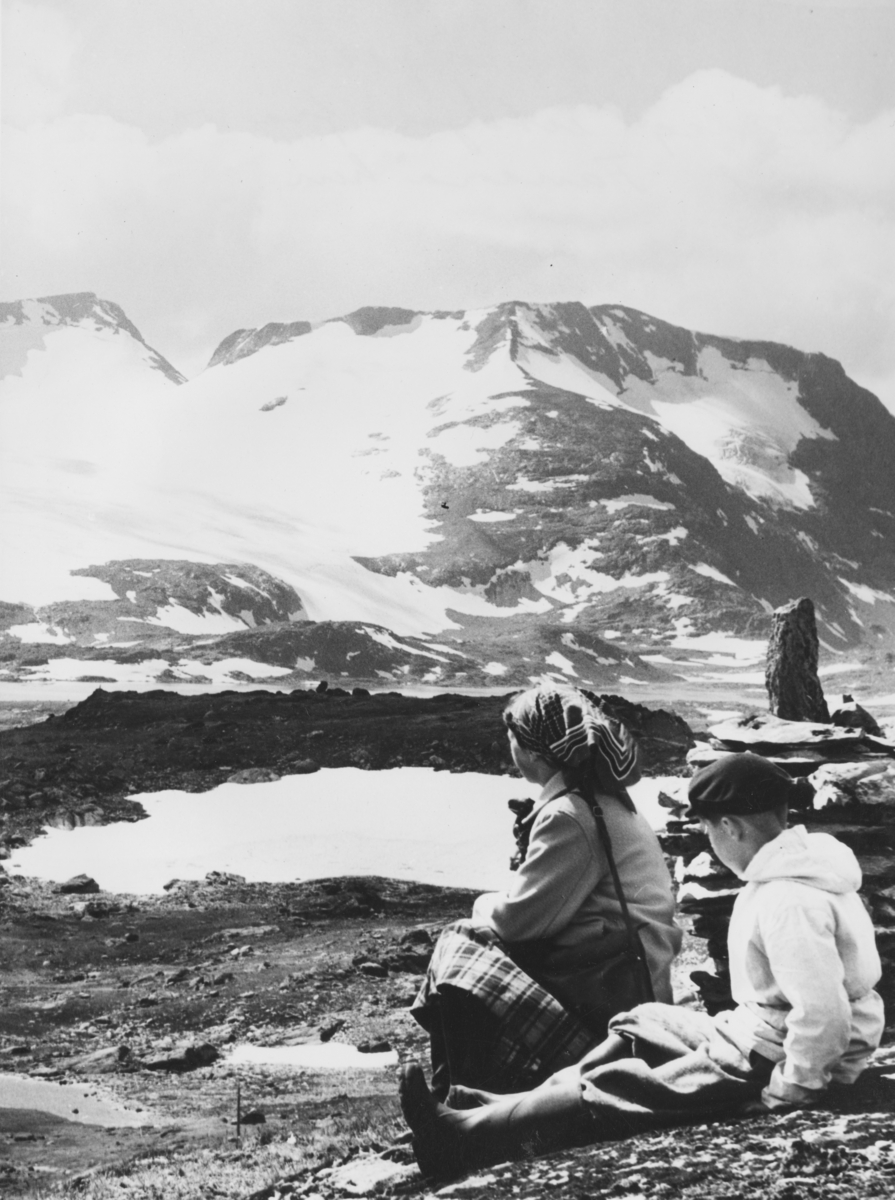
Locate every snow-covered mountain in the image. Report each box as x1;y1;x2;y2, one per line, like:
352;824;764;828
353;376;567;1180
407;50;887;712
2;293;893;688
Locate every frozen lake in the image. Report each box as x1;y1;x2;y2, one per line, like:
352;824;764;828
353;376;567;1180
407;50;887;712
9;767;672;895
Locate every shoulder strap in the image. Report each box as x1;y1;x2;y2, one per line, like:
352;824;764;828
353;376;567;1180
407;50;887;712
589;796;656;1002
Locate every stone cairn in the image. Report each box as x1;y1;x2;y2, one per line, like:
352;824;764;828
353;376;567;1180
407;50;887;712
659;602;895;1016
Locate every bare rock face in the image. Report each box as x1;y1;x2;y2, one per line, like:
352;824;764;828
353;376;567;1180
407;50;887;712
765;597;830;722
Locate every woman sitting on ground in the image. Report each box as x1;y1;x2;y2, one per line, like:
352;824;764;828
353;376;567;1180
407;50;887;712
401;753;884;1182
410;684;682;1098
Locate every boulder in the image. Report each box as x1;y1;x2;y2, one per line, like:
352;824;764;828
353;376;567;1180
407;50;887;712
143;1041;219;1072
228;767;280;784
381;949;431;973
830;694;883;737
319;1018;345;1042
71;899;120;918
399;927;433;947
357;1039;392;1054
71;1045;132;1073
55;874;100;894
284;758;319;774
811;761;895;808
765;597;830;722
356;960;388;978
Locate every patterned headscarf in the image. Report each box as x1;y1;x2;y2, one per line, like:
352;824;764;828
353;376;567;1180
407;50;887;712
503;685;637;785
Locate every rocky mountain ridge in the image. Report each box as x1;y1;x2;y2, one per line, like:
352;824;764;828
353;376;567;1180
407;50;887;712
0;292;185;384
2;294;894;688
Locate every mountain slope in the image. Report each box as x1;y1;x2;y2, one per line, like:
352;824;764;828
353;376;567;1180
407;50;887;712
1;295;893;687
0;292;185;384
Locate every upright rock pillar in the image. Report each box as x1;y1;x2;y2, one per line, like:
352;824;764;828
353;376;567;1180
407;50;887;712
765;597;830;722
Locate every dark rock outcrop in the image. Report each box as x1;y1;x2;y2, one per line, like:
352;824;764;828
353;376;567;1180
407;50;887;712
765;597;830;721
831;695;883;737
54;874;100;895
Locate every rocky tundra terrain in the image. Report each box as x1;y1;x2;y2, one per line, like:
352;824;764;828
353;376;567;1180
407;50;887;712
2;686;895;1199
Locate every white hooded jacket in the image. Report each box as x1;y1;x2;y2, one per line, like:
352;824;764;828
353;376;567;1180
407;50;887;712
716;824;884;1108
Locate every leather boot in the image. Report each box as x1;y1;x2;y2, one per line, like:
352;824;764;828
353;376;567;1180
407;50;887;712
400;1062;598;1181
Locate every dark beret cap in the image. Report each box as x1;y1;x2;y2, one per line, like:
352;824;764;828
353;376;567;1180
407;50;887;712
688;752;800;817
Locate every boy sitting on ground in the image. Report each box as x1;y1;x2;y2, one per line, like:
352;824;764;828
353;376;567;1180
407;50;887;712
400;752;885;1180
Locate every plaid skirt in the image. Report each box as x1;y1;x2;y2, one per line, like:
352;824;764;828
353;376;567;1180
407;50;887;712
410;920;597;1091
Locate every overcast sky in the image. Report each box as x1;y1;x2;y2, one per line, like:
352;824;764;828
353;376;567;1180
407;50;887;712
3;0;894;409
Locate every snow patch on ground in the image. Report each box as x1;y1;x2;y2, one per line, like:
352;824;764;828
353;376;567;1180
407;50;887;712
601;494;676;514
467;511;519;522
174;658;294;681
429;421;521;467
0;1075;155;1127
545;651;577;675
16;658;173;683
669;629;766;661
228;1043;397;1071
359;626;451;662
221;572;271;598
645;526;688;546
621;347;837;510
526;541;670;606
516;345;621;410
817;661;866;677
560;633;616;665
7;622;73;645
7;656;295;685
837;578;895;605
688;563;739;587
655;583;693;609
679;669;767;684
507;474;592;492
145;602;249;635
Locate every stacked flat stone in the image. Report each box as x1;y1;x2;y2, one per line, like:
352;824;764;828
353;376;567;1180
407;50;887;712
658;712;895;1013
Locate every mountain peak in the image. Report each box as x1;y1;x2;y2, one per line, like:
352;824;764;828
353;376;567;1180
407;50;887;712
0;292;185;384
5;292;893;691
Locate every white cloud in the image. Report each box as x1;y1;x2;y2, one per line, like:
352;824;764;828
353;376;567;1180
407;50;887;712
2;0;77;125
756;0;891;7
2;69;894;393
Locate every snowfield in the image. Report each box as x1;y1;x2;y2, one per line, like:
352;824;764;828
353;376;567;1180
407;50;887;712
3;295;894;662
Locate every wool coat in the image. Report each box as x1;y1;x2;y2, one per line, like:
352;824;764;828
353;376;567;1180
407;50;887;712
472;772;682;1003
